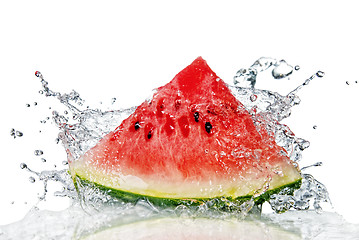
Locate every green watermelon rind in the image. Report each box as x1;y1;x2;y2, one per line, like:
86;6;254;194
74;175;301;210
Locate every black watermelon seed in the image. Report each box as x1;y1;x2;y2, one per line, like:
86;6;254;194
205;122;212;133
194;112;199;122
147;131;152;139
134;121;140;130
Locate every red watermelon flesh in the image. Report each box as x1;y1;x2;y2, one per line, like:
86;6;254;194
71;57;301;200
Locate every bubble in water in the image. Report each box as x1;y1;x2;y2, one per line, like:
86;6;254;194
34;150;44;156
316;71;325;78
29;177;36;183
272;60;293;79
250;94;257;102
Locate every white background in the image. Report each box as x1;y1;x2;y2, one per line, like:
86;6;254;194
1;0;358;225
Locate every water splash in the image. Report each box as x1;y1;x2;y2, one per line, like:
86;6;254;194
10;128;23;138
272;60;293;79
2;58;351;239
230;59;330;213
269;174;330;213
31;60;329;211
19;162;76;201
233;57;296;88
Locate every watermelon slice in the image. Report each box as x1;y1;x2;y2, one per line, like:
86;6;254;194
70;57;301;207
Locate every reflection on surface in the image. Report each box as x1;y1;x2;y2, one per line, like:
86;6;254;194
81;216;300;240
1;204;359;239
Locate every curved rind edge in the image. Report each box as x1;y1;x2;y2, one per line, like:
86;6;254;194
74;175;302;210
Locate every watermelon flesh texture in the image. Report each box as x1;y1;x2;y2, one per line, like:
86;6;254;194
71;57;301;202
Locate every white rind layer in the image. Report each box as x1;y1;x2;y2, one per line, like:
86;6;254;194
71;159;301;199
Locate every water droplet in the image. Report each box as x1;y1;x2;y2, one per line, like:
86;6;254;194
34;102;38;106
355;81;358;84
294;65;300;71
296;138;310;150
250;94;257;102
316;71;325;78
34;150;44;156
314;162;323;167
62;161;68;165
272;60;293;79
41;158;46;163
29;177;36;183
20;163;27;169
10;128;16;138
26;103;30;107
346;81;350;85
39;90;44;94
64;110;68;115
303;79;310;85
301;162;323;171
10;201;14;205
16;131;23;137
313;125;317;129
111;98;117;104
35;71;41;77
